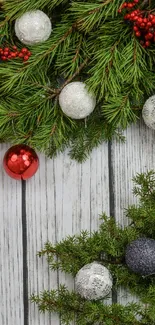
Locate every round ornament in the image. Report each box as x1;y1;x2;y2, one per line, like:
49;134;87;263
3;144;39;180
59;82;96;119
142;95;155;130
15;10;52;45
125;238;155;276
75;262;112;300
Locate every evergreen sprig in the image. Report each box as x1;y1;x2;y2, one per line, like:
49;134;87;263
0;0;154;160
31;170;155;324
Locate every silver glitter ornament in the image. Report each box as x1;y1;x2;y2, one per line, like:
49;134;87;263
75;262;112;300
142;95;155;130
59;82;96;119
15;10;52;45
125;238;155;276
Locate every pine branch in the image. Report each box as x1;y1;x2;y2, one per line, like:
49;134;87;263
1;0;155;160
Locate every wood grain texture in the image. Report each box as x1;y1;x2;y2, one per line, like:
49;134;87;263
2;118;155;324
111;118;155;304
26;144;110;325
0;144;23;325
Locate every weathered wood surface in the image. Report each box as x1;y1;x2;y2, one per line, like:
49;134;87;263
1;118;155;324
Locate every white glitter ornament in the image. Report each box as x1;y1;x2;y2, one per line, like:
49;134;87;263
59;82;96;119
142;95;155;130
15;10;52;45
75;262;112;300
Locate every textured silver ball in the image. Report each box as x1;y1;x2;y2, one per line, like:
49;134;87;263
125;238;155;276
75;262;112;300
15;10;52;45
59;82;96;119
142;95;155;130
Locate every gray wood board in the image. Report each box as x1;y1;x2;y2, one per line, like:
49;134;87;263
1;119;155;324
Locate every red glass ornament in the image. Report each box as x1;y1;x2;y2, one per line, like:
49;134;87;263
3;144;39;180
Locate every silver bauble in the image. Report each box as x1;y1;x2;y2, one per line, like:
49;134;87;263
75;262;112;300
142;95;155;130
125;238;155;276
15;10;52;45
59;82;96;119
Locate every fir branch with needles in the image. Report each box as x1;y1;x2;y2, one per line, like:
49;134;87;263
0;0;155;160
31;171;155;324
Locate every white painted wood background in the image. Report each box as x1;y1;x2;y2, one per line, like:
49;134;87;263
1;118;155;325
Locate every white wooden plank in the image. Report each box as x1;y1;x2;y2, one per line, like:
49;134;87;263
111;118;155;304
26;154;59;325
0;144;23;325
27;142;110;324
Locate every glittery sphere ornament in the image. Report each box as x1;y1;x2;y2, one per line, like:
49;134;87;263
3;145;39;180
142;95;155;130
125;238;155;276
59;82;96;119
15;10;52;45
75;262;112;300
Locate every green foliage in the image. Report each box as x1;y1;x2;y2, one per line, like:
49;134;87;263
31;171;155;324
0;0;155;160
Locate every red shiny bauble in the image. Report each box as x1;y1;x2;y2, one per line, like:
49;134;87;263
3;144;39;180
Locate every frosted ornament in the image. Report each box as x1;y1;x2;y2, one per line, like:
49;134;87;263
125;238;155;276
75;262;112;300
142;95;155;130
15;10;52;45
59;82;96;119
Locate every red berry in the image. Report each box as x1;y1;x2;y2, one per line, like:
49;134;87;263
137;17;143;24
21;48;28;54
140;23;145;28
122;2;127;7
147;32;154;39
0;48;3;52
128;3;134;8
135;31;141;37
3;51;9;57
145;34;149;40
133;26;138;31
152;19;155;25
134;0;139;2
133;16;139;21
126;14;131;19
8;55;12;59
149;14;154;20
1;56;7;61
12;45;17;50
118;9;122;13
10;52;17;58
27;51;31;56
23;55;29;61
4;47;9;52
18;52;24;58
131;12;136;18
143;18;148;23
147;22;152;28
145;41;151;47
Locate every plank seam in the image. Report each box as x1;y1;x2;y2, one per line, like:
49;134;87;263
108;141;118;304
22;180;29;325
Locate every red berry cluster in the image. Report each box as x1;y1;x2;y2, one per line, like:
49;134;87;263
118;0;139;13
0;45;32;62
118;1;155;48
